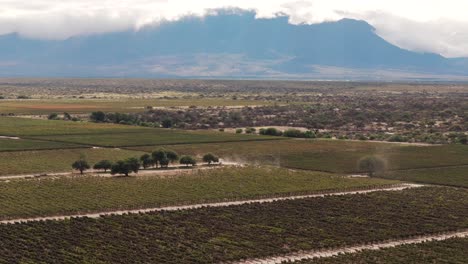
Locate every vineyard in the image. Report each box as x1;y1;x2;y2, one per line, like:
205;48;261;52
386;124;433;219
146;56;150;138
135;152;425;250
30;130;276;147
131;140;468;173
0;138;80;151
0;167;397;219
293;237;468;264
0;187;466;263
382;166;468;187
0;148;144;176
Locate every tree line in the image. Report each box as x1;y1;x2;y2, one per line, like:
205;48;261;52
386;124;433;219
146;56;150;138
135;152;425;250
72;150;220;176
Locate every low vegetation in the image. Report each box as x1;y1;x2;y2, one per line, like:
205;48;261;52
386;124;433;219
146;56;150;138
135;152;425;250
131;140;468;173
0;167;397;219
381;166;468;187
292;237;468;264
0;187;465;263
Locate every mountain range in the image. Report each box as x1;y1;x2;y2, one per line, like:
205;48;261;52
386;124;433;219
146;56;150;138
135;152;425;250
1;11;467;80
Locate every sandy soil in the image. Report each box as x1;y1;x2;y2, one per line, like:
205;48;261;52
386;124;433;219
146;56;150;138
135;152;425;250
0;183;423;224
0;136;20;140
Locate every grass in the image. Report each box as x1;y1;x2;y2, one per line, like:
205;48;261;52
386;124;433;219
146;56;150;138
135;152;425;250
0;187;465;263
130;139;468;173
0;148;144;176
295;237;468;264
0;138;80;151
381;166;468;187
0;98;270;114
0;167;397;219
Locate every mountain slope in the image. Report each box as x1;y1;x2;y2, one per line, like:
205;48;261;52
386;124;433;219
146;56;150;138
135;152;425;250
0;11;466;79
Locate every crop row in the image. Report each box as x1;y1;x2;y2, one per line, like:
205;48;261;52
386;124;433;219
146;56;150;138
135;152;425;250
0;187;466;263
132;139;468;173
292;237;468;264
0;167;396;219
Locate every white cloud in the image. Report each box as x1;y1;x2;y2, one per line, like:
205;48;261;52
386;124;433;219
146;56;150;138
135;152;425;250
1;0;468;57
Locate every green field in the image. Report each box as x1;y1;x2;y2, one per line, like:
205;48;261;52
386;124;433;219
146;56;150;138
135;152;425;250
0;148;144;176
0;167;397;219
0;117;148;136
131;139;468;173
31;130;277;147
0;138;80;151
0;98;270;114
0;117;277;147
295;237;468;264
0;187;465;263
382;166;468;187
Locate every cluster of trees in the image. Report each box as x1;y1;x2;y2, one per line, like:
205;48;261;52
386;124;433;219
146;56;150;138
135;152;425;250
72;151;220;176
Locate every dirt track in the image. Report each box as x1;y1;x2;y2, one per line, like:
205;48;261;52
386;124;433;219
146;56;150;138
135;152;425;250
0;183;422;224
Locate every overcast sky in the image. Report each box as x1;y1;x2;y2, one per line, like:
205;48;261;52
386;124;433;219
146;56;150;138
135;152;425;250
1;0;467;57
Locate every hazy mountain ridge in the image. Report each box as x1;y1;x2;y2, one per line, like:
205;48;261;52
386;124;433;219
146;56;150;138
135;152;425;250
0;11;467;80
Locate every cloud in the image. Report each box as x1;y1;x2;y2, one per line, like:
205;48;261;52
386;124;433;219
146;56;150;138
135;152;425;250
1;0;468;57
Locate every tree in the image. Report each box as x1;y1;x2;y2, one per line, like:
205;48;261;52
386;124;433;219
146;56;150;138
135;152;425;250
90;111;106;122
111;160;131;176
63;112;72;120
93;160;112;172
159;157;170;168
358;156;386;176
151;149;167;168
126;157;141;174
72;159;90;175
202;153;219;165
165;150;179;164
161;118;173;128
48;113;59;120
180;155;196;167
140;154;153;169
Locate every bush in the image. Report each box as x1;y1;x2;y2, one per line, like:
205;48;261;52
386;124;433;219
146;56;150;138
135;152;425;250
90;111;106;122
260;127;282;136
358;156;386;176
180;155;197;167
283;129;303;138
235;128;243;134
161;118;173;128
245;127;256;134
48;113;59;120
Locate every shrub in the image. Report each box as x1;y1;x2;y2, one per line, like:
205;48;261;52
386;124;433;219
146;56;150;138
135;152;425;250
358;156;386;176
236;128;243;134
260;127;282;136
180;155;197;167
283;129;303;138
202;153;219;165
48;113;59;120
90;111;106;122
